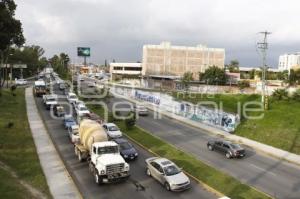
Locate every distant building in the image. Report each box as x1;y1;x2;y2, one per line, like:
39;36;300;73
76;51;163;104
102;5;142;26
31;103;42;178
109;62;142;81
278;53;300;71
142;42;225;79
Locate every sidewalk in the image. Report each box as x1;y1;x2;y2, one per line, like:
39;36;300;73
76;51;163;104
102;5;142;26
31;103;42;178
25;87;81;199
110;89;300;167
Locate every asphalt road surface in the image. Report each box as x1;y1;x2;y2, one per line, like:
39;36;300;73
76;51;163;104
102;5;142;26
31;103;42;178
80;77;300;199
34;84;216;199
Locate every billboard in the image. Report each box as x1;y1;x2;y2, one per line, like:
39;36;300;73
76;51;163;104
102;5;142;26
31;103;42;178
77;47;91;57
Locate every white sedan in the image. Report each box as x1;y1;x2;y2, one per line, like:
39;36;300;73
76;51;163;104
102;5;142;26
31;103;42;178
75;104;90;117
102;123;122;139
145;157;190;191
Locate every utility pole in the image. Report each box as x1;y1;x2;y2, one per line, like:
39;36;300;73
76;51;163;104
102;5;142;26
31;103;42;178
257;31;271;109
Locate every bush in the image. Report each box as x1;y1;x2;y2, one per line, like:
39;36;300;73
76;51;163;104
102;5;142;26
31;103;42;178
124;112;136;129
292;89;300;101
238;80;250;90
272;88;289;100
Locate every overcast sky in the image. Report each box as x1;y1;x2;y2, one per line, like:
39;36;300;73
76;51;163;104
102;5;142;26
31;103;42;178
14;0;300;67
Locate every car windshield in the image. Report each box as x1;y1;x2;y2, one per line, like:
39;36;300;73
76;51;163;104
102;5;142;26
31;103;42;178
97;146;119;154
70;95;77;99
66;118;75;122
47;98;56;102
108;126;119;131
230;143;241;149
80;107;88;111
163;165;181;176
120;142;132;150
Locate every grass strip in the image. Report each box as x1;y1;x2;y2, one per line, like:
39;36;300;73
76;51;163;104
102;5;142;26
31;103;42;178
0;88;52;198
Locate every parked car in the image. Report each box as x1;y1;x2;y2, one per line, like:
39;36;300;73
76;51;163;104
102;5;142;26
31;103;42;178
102;123;122;139
207;140;246;159
145;157;190;191
75;104;90;117
133;104;148;116
63;115;77;129
88;82;96;87
114;138;138;160
67;92;78;105
15;78;27;85
68;125;80;144
52;104;65;117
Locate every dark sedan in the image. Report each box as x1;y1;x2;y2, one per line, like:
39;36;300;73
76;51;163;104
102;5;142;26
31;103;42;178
114;138;138;161
207;139;246;159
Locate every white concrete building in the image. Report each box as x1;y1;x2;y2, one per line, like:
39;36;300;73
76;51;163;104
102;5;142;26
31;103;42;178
278;53;300;71
142;42;225;79
109;62;142;80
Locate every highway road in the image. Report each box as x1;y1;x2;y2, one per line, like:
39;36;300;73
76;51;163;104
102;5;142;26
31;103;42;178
81;77;300;199
106;96;300;199
34;84;216;199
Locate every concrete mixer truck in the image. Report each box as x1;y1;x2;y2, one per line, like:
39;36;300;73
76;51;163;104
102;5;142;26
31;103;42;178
74;119;130;184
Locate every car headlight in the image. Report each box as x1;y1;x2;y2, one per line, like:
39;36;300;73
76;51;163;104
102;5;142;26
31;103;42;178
124;155;128;158
124;163;130;171
135;153;138;156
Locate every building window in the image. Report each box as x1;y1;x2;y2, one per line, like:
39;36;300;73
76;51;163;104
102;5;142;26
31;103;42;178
124;67;142;71
113;67;123;70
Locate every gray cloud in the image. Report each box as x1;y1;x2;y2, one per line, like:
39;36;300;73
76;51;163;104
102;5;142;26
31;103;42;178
15;0;300;67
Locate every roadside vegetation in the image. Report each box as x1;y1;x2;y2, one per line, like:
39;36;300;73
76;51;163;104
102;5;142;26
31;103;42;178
0;89;51;198
173;92;261;113
88;102;270;199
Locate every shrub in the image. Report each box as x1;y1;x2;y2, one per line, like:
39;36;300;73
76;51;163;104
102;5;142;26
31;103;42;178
272;88;289;100
292;89;300;101
124;112;136;129
238;80;250;90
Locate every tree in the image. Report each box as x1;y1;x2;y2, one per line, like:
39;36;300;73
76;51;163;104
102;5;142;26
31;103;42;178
0;0;25;87
227;59;240;73
249;69;255;79
202;66;227;85
6;45;47;78
181;72;193;91
238;80;250;90
50;52;71;80
277;70;289;81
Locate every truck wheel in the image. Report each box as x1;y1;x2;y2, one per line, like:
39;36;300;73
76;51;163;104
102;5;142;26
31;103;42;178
89;162;95;173
208;145;213;151
94;170;101;185
146;168;151;177
78;151;83;162
74;147;78;156
225;152;231;159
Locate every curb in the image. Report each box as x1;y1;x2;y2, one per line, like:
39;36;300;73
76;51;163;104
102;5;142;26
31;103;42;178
29;88;84;199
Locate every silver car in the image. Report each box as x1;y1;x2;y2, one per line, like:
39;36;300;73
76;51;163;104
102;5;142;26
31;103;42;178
145;157;191;191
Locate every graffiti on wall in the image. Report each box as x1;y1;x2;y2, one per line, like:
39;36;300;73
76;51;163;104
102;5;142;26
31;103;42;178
112;87;239;132
134;90;161;105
